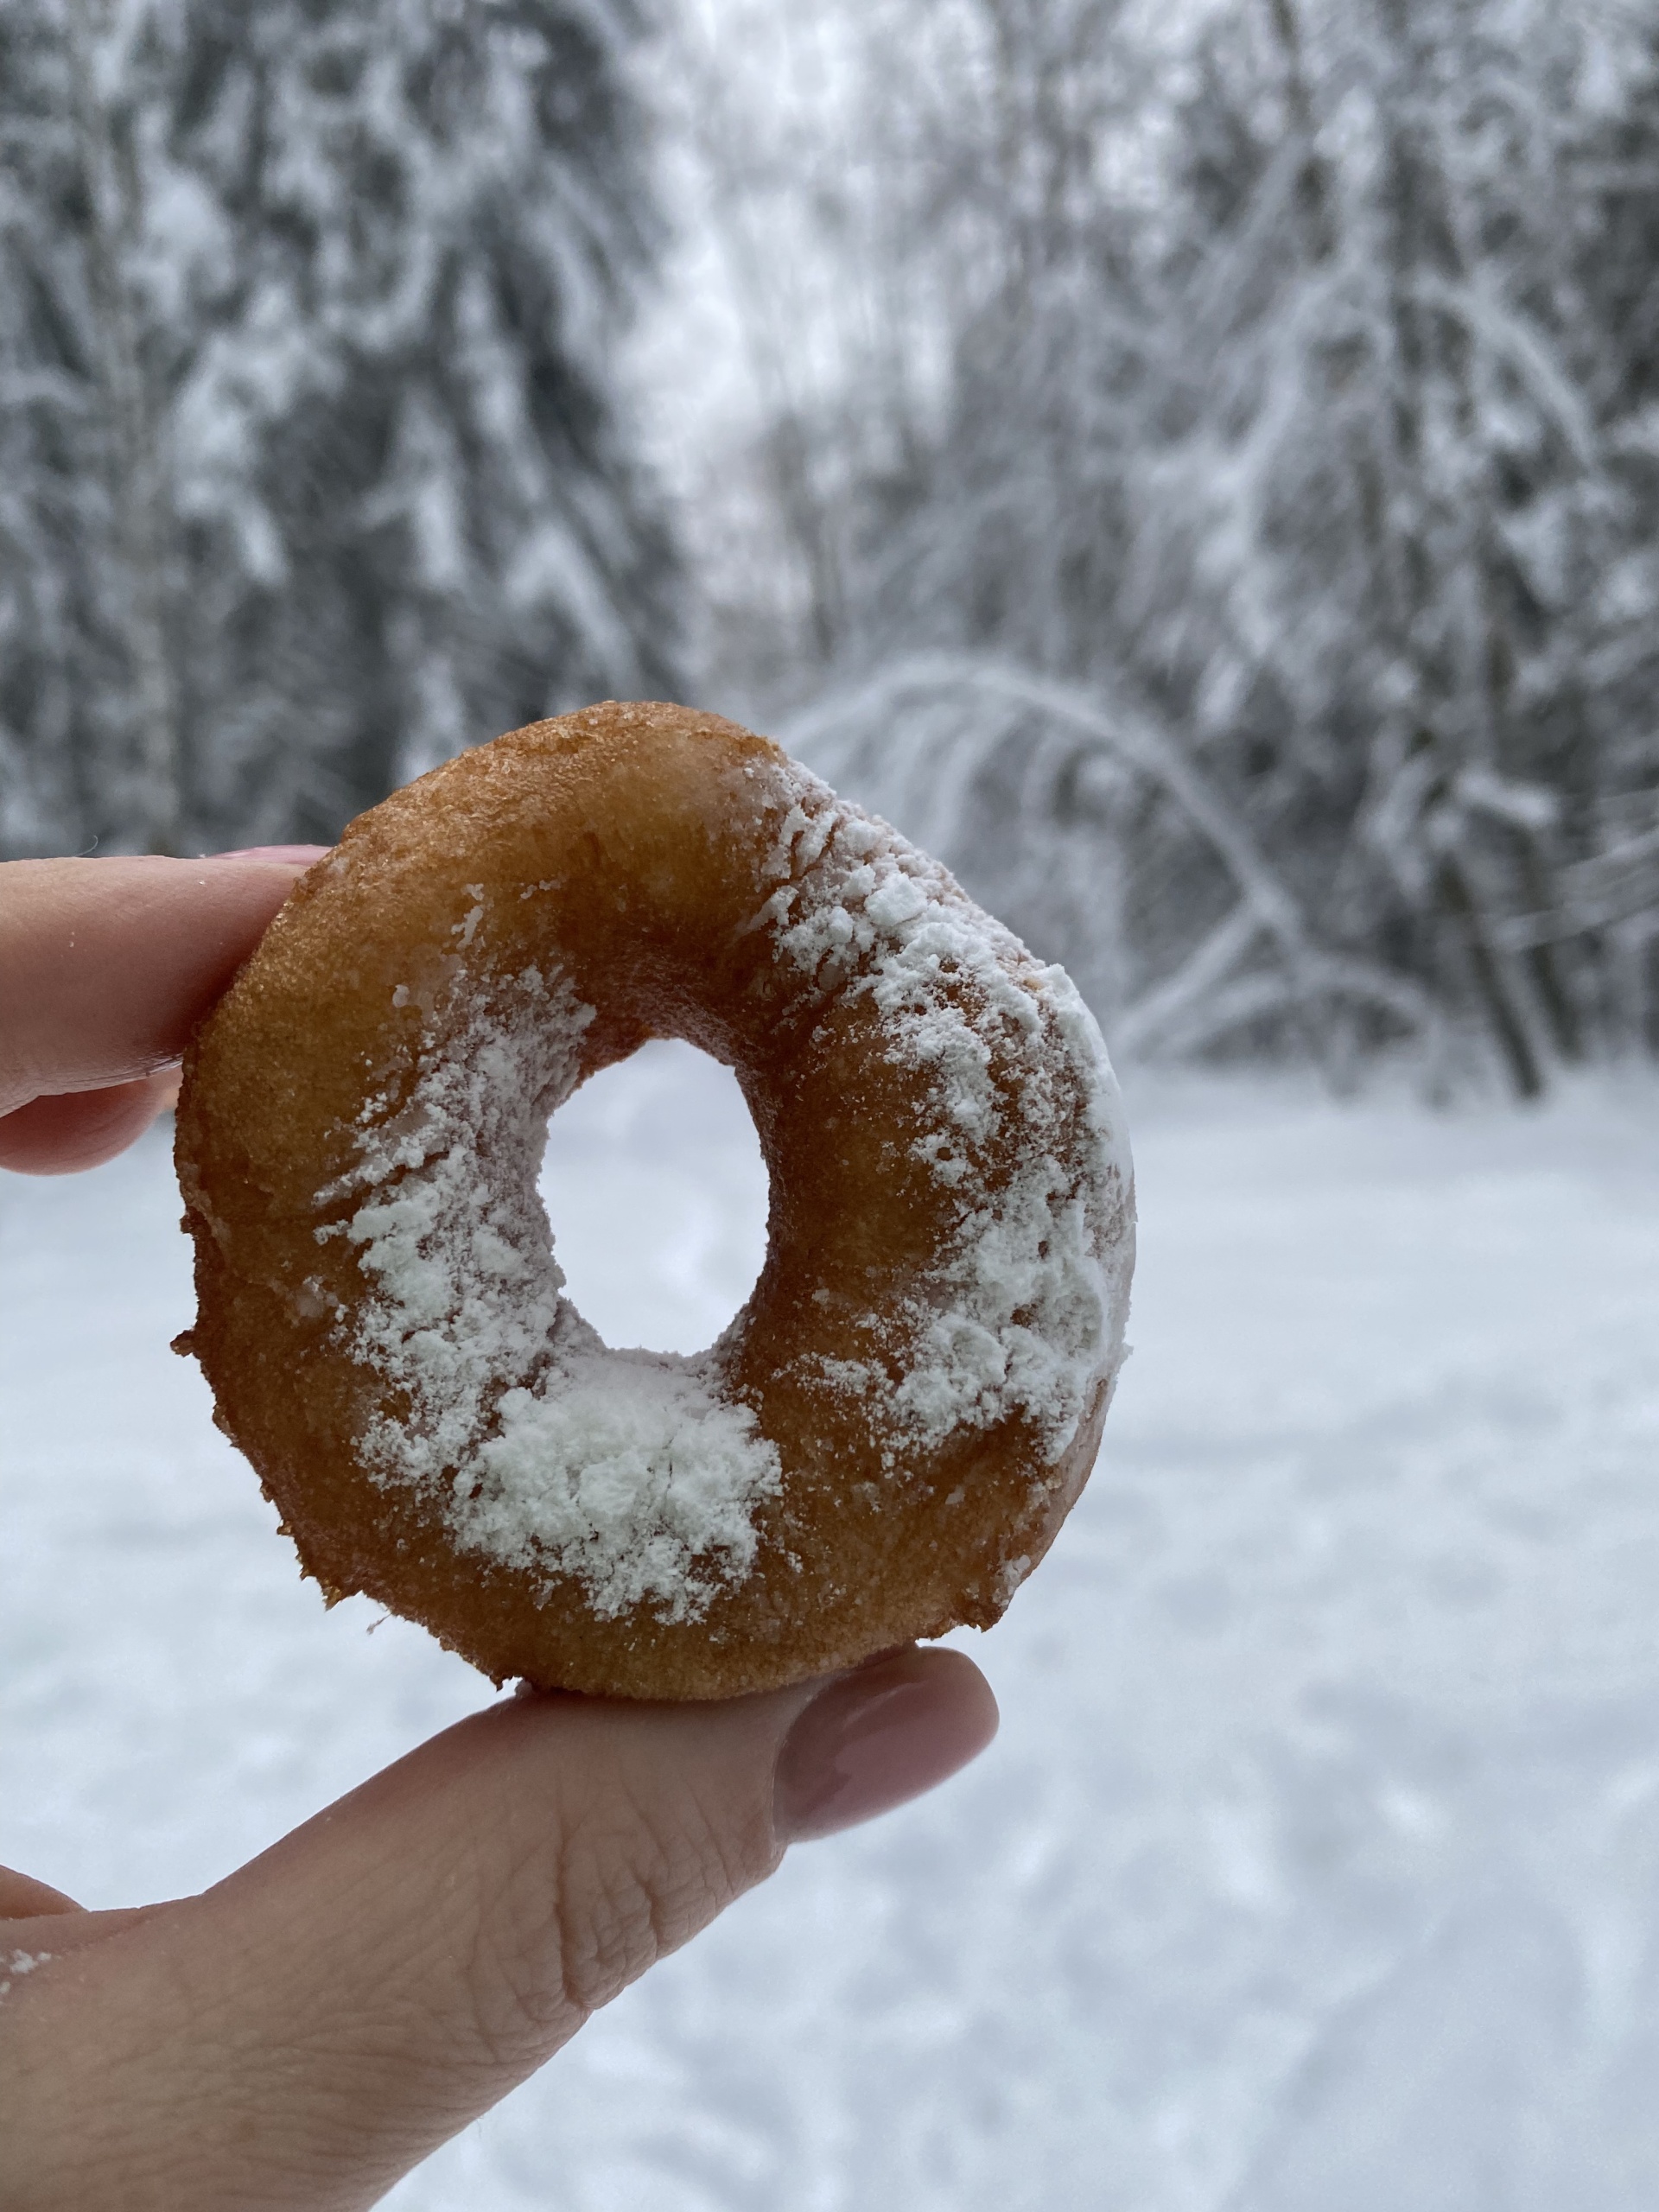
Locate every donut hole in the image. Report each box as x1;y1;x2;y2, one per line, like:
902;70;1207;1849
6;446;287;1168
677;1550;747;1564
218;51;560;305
537;1037;769;1356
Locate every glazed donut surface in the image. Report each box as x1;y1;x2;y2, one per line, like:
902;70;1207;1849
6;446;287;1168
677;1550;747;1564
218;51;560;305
175;702;1135;1699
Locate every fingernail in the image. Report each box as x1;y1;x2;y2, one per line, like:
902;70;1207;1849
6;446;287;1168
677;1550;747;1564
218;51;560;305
210;844;332;864
773;1648;999;1845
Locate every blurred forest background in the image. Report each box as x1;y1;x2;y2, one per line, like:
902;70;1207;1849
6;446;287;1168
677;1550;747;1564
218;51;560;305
4;0;1659;1093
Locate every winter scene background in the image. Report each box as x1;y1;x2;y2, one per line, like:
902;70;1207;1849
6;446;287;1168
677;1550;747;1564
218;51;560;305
4;0;1659;2206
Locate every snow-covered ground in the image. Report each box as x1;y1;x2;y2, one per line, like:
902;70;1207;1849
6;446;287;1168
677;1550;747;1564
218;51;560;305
5;1050;1659;2210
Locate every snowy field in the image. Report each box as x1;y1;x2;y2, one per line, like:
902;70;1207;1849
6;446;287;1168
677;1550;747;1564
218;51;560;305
5;1047;1659;2211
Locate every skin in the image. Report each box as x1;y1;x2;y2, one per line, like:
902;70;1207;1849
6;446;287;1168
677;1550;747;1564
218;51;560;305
0;853;999;2211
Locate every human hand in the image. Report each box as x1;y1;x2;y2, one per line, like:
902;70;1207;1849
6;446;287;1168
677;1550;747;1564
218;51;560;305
0;853;999;2209
0;849;328;1173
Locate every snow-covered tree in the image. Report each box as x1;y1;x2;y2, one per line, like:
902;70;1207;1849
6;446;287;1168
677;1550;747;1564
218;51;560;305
1136;0;1656;1093
0;0;677;857
670;0;1659;1087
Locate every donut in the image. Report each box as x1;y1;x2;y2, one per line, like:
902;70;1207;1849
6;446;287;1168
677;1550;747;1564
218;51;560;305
174;702;1135;1700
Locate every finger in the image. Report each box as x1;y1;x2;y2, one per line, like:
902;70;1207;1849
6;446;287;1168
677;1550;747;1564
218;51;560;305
0;1069;181;1177
1;1905;167;1955
0;852;327;1120
1;1649;996;2211
0;1867;82;1917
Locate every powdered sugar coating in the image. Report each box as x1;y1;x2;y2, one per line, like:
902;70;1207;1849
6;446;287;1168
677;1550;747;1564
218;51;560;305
316;955;780;1624
0;1951;50;2004
756;768;1133;1470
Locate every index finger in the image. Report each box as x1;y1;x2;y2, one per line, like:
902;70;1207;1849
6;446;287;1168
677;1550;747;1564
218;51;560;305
0;851;326;1119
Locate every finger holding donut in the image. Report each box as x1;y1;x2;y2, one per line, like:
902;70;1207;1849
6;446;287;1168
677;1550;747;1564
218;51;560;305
1;1656;999;2209
0;849;327;1174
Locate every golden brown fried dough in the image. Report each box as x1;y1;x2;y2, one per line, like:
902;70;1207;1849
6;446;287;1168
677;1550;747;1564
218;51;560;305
175;702;1134;1698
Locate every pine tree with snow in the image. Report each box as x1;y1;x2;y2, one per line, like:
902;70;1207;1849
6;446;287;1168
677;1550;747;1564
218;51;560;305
1139;0;1659;1089
0;0;677;858
692;0;1659;1085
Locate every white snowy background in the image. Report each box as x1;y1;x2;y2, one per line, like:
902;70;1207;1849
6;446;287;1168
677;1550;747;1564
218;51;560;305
6;1046;1659;2209
6;0;1659;2198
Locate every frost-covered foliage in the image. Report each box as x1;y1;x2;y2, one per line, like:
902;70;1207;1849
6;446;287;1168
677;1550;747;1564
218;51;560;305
0;0;677;856
670;0;1659;1090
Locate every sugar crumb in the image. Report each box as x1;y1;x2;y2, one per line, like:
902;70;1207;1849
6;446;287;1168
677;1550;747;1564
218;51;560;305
319;965;779;1622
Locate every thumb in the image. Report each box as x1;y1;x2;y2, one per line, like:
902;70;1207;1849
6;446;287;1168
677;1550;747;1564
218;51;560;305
1;1647;995;2212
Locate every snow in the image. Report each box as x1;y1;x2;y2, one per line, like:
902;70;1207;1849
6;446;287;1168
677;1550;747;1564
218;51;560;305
4;1046;1659;2209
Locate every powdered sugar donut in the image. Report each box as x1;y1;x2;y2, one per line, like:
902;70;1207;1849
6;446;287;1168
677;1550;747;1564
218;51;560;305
175;702;1135;1700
